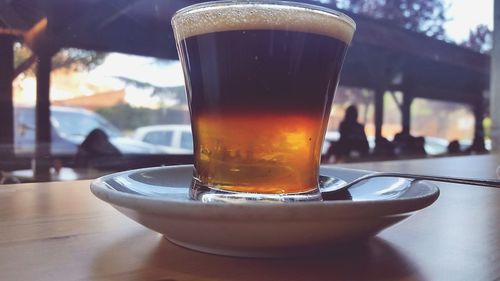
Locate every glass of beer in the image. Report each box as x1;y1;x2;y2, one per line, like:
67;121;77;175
172;1;355;202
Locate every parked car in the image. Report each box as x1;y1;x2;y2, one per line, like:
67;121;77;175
321;131;340;155
14;106;165;156
459;138;492;151
134;124;193;154
412;137;490;155
422;136;449;155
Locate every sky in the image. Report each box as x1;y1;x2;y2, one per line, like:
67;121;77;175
91;0;495;89
443;0;493;42
92;55;185;88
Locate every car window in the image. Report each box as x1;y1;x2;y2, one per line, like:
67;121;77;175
144;131;173;146
15;108;35;143
181;132;193;150
51;110;121;138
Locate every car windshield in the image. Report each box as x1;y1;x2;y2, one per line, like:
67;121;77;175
51;110;121;138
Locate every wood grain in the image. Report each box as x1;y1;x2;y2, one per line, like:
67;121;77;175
0;154;499;281
339;154;500;180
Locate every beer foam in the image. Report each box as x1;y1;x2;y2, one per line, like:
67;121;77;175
172;2;355;44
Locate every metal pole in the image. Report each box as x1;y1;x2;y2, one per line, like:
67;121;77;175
490;0;500;152
473;96;486;151
401;93;413;135
0;35;14;158
34;51;52;181
374;88;384;140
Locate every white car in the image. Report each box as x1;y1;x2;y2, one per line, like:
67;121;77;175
134;124;193;154
321;131;340;155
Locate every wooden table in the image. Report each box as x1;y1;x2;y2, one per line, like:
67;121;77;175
9;167;112;183
1;154;499;281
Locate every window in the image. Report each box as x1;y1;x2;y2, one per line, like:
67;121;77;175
181;132;193;150
144;131;173;146
0;0;496;183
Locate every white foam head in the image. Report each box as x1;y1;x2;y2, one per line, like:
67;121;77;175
172;1;355;44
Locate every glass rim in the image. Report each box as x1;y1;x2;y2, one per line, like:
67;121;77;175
171;0;356;31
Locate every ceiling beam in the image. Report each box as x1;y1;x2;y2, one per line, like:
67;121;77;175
0;2;30;29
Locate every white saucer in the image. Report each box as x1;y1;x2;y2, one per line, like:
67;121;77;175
90;165;439;257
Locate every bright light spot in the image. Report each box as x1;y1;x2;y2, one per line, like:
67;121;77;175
92;53;185;88
285;131;308;150
444;0;493;42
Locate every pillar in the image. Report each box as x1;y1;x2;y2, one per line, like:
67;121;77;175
0;35;14;158
34;51;52;181
490;0;500;151
374;88;384;140
401;93;413;135
473;96;486;151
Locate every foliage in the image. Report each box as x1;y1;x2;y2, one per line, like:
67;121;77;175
314;0;449;39
52;48;107;71
152;86;187;107
14;43;106;76
461;24;492;53
115;77;187;106
96;104;157;131
96;103;188;131
13;43;33;69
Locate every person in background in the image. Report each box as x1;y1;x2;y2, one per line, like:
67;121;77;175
74;129;121;168
326;105;369;162
393;132;427;157
372;137;396;158
447;140;461;154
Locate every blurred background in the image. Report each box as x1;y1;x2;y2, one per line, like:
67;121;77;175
0;0;498;183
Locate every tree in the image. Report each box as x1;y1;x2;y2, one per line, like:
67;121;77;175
461;24;492;54
314;0;449;40
97;103;156;131
115;76;187;107
14;43;106;77
52;48;106;71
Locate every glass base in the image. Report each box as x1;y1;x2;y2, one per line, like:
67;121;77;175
190;176;346;203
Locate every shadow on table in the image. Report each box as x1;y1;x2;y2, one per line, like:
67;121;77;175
153;237;423;281
90;230;424;281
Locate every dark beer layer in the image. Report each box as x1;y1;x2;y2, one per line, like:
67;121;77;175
183;29;348;115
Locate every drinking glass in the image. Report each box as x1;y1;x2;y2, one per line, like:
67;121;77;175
172;1;355;202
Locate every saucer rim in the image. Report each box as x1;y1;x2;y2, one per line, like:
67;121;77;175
90;165;440;220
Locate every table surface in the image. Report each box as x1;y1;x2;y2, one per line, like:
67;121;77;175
10;167;112;183
0;154;499;281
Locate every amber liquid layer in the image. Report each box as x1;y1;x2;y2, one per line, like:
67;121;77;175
193;113;325;193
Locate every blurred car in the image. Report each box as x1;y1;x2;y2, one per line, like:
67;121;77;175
321;131;340;155
422;136;449;156
459;138;492;151
14;106;165;156
421;137;491;155
134;124;193;154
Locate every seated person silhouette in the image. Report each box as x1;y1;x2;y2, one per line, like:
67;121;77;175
393;132;426;157
74;129;121;169
372;136;396;157
327;105;369;162
447;140;461;154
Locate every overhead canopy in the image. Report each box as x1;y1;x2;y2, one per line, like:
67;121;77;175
342;17;489;105
1;0;489;105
